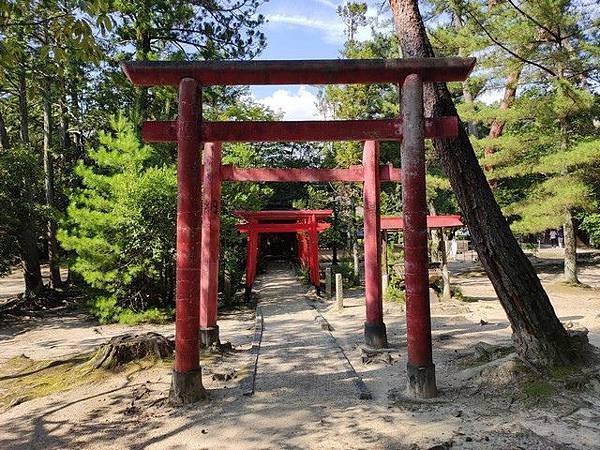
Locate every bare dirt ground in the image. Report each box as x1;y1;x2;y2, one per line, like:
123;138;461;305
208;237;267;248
0;250;599;449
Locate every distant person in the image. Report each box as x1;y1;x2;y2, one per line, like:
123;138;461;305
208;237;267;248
558;228;564;248
549;229;558;248
449;231;458;259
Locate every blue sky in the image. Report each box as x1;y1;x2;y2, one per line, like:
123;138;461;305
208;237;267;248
250;0;389;120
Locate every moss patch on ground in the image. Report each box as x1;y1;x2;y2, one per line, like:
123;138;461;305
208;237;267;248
0;353;171;410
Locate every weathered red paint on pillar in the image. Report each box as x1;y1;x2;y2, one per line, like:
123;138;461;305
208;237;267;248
199;142;222;345
362;140;388;348
174;78;202;373
402;74;437;397
308;214;320;291
245;226;259;300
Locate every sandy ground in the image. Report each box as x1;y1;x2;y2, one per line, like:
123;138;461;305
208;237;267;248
0;266;68;305
0;251;599;449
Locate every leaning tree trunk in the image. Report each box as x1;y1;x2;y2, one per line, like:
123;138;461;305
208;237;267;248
389;0;589;368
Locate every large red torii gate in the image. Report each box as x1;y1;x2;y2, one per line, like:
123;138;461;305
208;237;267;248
234;210;332;297
122;57;476;404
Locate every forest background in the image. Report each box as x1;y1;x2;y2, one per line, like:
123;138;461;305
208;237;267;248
0;0;598;325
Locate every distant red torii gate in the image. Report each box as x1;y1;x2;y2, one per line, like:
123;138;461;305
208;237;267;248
234;210;332;297
122;56;476;404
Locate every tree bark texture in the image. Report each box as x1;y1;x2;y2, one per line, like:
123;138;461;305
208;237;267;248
18;226;43;297
559;117;579;284
16;60;43;295
43;91;62;288
389;0;588;368
563;211;579;283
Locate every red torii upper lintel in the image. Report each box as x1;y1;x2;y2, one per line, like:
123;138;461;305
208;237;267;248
121;57;475;86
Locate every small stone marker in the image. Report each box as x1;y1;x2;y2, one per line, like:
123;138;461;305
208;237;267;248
325;267;332;299
336;273;343;309
381;273;388;294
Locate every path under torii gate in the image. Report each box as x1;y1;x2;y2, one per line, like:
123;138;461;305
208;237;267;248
234;209;333;297
122;56;475;405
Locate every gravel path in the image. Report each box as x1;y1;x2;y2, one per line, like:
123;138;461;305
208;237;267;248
0;262;599;449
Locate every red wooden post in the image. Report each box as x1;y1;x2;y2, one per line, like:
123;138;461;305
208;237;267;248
199;142;222;347
402;74;437;398
308;214;321;294
362;140;387;348
169;78;206;404
245;225;259;301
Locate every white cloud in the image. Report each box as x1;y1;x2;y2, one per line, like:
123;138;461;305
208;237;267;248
313;0;338;8
266;13;344;45
256;86;321;120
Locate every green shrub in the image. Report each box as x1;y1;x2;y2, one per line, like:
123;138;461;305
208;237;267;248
88;295;173;325
451;285;465;300
331;260;359;288
385;284;405;303
295;263;310;284
384;273;405;302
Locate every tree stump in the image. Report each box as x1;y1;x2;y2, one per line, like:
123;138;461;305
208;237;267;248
89;332;174;370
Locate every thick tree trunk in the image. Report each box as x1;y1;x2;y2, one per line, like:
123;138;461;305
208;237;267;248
43;91;62;288
389;0;588;368
563;211;579;283
18;226;43;297
16;61;43;295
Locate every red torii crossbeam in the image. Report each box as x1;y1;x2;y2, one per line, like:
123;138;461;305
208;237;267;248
381;215;464;230
122;56;475;404
234;210;332;297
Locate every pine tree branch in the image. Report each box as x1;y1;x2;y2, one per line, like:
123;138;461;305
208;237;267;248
505;0;561;43
465;8;557;77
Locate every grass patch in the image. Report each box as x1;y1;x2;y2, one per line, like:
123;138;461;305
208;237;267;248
548;365;577;380
460;296;480;303
521;380;556;398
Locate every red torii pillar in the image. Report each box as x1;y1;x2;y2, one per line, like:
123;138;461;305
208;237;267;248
402;74;437;398
362;140;387;348
170;78;206;404
308;214;321;294
244;221;259;301
199;142;222;346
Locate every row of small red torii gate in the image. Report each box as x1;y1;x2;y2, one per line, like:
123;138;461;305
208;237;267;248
123;56;475;404
235;209;463;300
